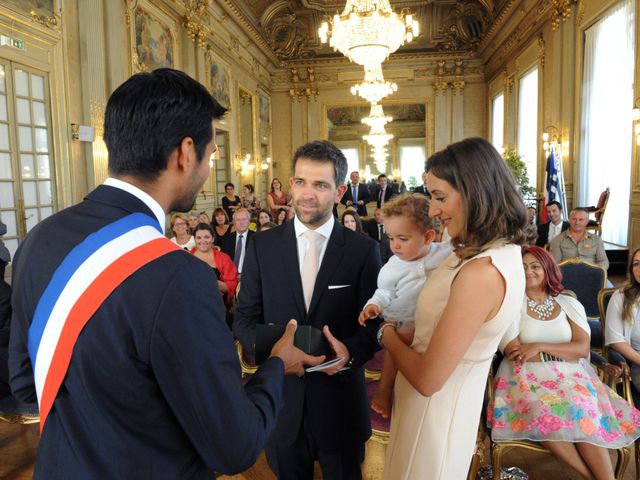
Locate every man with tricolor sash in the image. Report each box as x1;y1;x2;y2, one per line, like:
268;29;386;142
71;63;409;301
8;69;323;479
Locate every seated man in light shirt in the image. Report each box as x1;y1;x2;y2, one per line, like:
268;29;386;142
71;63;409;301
536;200;569;247
549;207;609;270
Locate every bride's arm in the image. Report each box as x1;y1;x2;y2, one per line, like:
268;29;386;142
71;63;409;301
381;257;505;397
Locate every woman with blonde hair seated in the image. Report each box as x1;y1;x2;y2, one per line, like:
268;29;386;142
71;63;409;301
169;213;195;250
489;246;640;480
190;223;238;306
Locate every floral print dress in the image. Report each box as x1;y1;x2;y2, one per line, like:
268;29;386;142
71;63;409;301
488;310;640;448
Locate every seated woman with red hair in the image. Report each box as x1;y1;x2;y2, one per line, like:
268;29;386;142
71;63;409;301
488;246;640;480
190;223;238;306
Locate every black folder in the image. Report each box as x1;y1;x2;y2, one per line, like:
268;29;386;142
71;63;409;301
255;324;329;364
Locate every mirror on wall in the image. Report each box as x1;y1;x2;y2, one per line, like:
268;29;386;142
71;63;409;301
325;102;428;190
257;92;272;205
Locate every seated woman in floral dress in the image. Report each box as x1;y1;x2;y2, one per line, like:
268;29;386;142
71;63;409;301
489;246;640;480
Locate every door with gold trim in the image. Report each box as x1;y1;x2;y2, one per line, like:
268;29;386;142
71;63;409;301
0;59;56;260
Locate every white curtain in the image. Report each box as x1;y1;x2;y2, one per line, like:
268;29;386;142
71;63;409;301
579;0;635;246
517;68;539;190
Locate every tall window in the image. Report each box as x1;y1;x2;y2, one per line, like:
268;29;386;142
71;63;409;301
398;139;426;190
579;0;635;246
336;142;360;182
491;92;504;151
517;67;539;192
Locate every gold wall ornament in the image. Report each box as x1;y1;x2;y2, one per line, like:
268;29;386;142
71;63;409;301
183;0;211;49
264;13;313;61
288;67;318;102
124;0;138;26
435;1;493;52
537;34;545;69
29;9;62;32
550;0;574;31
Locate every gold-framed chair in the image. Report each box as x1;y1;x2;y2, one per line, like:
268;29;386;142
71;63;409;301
585;187;610;236
0;396;39;425
486;355;630;479
235;340;257;377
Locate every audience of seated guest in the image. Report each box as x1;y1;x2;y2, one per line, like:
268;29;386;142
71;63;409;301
266;178;291;218
241;184;261;219
364;207;386;242
212;207;233;248
198;211;211;225
275;208;288;226
257;209;272;229
169;213;195;250
221;182;242;221
549;207;609;270
187;214;199;234
536;201;569;247
341;170;371;217
489;246;639;480
341;210;365;235
412;171;430;197
605;247;640;391
190;223;238;306
527;206;537;225
374;173;396;209
221;208;254;276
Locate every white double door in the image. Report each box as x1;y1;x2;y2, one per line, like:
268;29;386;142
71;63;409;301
0;59;55;260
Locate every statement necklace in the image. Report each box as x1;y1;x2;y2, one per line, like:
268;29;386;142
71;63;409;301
527;295;555;320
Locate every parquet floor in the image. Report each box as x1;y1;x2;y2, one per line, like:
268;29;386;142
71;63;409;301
0;421;634;480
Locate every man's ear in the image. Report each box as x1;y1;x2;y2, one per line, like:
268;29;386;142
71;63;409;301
335;184;347;202
174;137;195;172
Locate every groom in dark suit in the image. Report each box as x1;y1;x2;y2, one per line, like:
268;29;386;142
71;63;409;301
8;69;319;479
340;171;370;217
235;140;382;480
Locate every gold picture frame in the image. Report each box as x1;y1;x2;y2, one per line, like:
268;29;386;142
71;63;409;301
127;0;179;74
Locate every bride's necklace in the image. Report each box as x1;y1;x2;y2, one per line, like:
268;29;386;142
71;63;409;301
527;295;555;320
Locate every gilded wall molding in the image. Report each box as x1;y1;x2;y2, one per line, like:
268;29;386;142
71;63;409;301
537;33;545;69
30;9;62;32
550;0;576;31
183;0;212;49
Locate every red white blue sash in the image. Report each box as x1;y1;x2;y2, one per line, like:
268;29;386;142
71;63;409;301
28;212;180;431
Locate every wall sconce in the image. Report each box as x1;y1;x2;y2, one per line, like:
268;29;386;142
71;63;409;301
542;126;563;156
259;156;271;171
235;153;254;176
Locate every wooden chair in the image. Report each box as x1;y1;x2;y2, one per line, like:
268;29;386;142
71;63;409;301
558;259;607;352
585;187;610;236
598;287;640;480
486;354;630;479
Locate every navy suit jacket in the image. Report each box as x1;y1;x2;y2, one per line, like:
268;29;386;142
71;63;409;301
220;229;255;262
374;185;396;208
536;220;569;247
9;185;285;479
340;183;371;217
413;185;430;197
234;220;381;452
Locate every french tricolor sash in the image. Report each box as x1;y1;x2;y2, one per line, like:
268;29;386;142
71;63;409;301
28;212;181;432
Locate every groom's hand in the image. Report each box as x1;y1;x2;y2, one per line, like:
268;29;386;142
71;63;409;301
271;319;325;376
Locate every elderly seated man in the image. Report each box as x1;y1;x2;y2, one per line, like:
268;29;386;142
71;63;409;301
549;207;609;270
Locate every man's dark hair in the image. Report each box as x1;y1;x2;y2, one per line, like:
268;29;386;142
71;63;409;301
292;140;347;187
225;182;235;190
104;68;227;181
378;174;387;180
547;201;562;211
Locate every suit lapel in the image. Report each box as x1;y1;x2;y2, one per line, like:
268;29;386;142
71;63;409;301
280;222;307;320
307;222;345;318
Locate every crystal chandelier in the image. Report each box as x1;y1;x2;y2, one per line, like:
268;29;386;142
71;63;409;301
361;102;393;130
351;64;398;104
318;1;419;69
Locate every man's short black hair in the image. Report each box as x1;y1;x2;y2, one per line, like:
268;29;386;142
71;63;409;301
378;174;387;180
547;201;562;211
292;140;347;187
104;68;227;181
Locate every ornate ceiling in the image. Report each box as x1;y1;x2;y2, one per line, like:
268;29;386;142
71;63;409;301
226;0;515;63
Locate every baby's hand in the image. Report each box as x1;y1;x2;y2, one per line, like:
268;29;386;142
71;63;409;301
358;304;380;326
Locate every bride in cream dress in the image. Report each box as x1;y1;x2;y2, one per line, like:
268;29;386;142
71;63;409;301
377;138;528;479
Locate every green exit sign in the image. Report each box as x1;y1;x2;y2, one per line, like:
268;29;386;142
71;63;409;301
0;35;26;51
